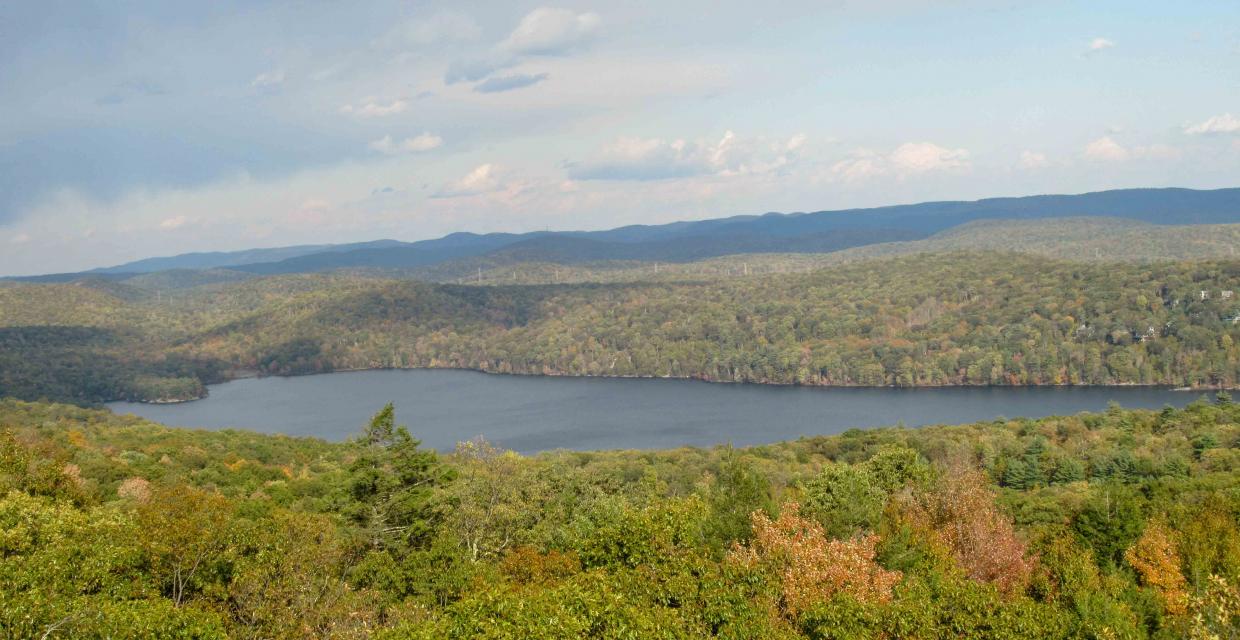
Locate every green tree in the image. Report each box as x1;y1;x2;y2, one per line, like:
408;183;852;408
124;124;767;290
703;448;774;546
342;403;451;552
1073;485;1145;568
1002;458;1042;490
862;445;931;493
135;485;234;607
1050;457;1086;484
803;463;886;538
0;429;84;502
446;438;541;562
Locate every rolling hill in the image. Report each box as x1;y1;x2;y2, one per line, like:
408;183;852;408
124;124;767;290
14;186;1240;281
88;238;409;274
10;252;1240;404
382;217;1240;285
223;187;1240;275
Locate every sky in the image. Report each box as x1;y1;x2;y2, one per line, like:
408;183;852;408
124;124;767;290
2;0;1239;275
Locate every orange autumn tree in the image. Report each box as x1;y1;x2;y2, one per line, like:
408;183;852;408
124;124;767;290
499;545;581;585
1125;522;1189;615
729;502;902;617
904;462;1035;596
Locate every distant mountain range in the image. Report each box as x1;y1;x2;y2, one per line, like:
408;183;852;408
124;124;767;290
11;187;1240;282
89;239;411;274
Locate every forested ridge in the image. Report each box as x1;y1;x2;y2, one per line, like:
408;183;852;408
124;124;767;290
20;217;1240;289
412;217;1240;284
38;187;1240;279
10;252;1240;404
5;396;1240;637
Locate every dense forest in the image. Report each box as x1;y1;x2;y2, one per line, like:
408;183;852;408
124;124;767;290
8;252;1240;404
3;396;1240;637
803;218;1240;270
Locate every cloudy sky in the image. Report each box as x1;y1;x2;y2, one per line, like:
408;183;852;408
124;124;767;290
2;0;1239;275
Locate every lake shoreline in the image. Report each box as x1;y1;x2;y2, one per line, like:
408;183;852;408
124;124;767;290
146;364;1222;406
107;368;1203;453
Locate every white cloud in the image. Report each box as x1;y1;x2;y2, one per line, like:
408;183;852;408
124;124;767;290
402;132;444;152
570;137;704;180
1086;37;1115;54
340;99;409;118
1019;150;1051;169
1084;136;1129;161
569;131;804;181
1185;113;1240;135
158;215;189;230
888;142;971;173
250;69;285;87
501;8;601;56
10;232;30;245
827;142;970;182
1083;137;1181;162
714;132;807;177
433;164;503;197
368;133;444;155
829;152;886;183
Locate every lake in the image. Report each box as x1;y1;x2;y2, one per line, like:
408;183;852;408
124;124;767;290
107;370;1202;453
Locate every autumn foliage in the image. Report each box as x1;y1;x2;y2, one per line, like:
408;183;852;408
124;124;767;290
499;546;581;585
904;463;1036;596
729;502;902;616
1126;522;1189;615
8;398;1240;638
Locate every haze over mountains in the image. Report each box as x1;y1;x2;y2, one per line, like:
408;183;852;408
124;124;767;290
13;187;1240;282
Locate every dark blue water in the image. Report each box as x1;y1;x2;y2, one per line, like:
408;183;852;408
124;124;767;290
107;370;1200;453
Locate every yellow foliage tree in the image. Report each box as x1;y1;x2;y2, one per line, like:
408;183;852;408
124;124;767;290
1125;522;1189;616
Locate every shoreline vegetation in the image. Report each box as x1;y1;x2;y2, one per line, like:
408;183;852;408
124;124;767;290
5;395;1240;637
123;364;1233;406
9;253;1240;407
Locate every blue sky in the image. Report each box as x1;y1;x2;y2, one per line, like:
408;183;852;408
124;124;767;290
2;0;1239;274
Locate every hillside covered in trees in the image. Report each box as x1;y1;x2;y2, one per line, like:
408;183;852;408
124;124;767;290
397;217;1240;284
7;253;1240;404
4;396;1240;637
